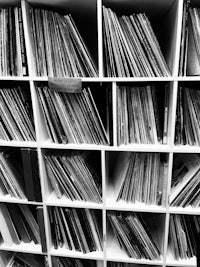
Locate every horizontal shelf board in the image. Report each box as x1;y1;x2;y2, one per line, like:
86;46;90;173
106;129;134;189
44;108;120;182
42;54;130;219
177;76;200;82
172;145;200;153
113;144;172;153
0;76;31;81
1;76;200;83
0;140;38;148
40;142;172;152
0;196;42;205
50;248;104;260
0;242;42;254
169;206;200;215
105;200;166;213
46;192;103;209
106;237;163;265
40;142;110;151
31;76;179;82
166;256;196;266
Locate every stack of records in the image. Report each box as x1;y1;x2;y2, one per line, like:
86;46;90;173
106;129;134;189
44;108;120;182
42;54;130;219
169;214;200;259
108;212;161;260
0;87;35;141
0;7;27;76
103;6;170;77
44;151;102;203
179;0;190;76
179;1;200;76
37;86;109;145
0;203;40;246
29;6;98;77
49;207;102;252
170;154;200;208
175;86;200;146
117;84;166;145
0;149;25;199
111;152;167;206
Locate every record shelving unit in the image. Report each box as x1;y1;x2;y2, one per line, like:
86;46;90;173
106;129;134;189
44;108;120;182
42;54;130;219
0;0;200;267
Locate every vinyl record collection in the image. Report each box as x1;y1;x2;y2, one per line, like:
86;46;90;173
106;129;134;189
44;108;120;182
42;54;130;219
110;152;168;206
170;154;200;208
0;7;27;76
179;0;200;76
0;0;200;266
37;85;109;145
103;6;170;77
117;84;168;145
49;207;102;252
44;151;102;203
0;86;35;141
29;6;98;77
0;148;41;202
169;214;200;260
175;86;200;145
108;212;161;260
0;149;25;199
0;203;40;246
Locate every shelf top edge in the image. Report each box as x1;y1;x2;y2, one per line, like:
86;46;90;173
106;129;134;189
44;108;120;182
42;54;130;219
2;76;200;82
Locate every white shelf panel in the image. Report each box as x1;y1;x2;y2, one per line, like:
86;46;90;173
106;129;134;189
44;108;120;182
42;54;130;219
0;76;30;81
0;242;42;254
50;248;104;261
177;76;200;81
39;142;172;152
172;145;200;153
166;256;196;266
0;195;42;205
39;141;110;151
105;200;166;213
0;76;200;82
113;144;172;153
0;75;200;83
0;140;38;148
31;76;178;82
46;192;103;210
169;206;200;215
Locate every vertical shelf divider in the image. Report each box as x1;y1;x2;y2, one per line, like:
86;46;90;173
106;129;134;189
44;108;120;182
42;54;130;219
37;147;52;267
